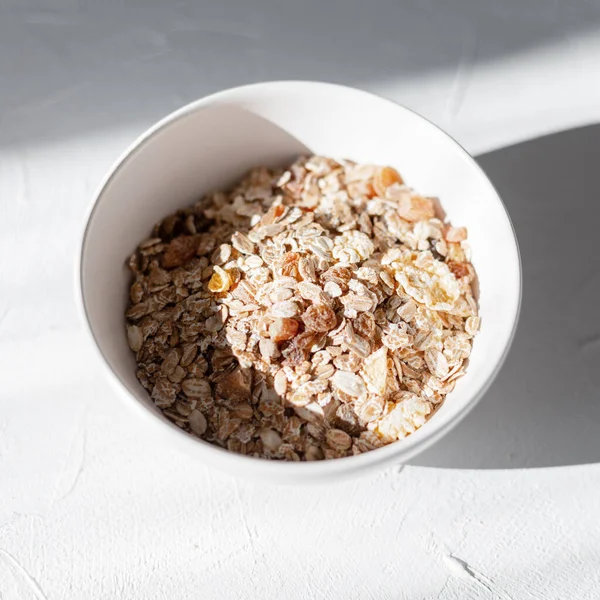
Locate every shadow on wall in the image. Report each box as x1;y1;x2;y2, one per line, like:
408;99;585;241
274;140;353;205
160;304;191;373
411;124;600;469
2;0;600;147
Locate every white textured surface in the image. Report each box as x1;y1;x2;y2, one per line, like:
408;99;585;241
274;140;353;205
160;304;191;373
2;1;600;598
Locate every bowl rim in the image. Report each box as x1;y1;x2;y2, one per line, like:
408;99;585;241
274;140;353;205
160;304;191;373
75;80;522;479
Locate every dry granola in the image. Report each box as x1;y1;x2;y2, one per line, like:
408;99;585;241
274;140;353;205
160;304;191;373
125;156;479;460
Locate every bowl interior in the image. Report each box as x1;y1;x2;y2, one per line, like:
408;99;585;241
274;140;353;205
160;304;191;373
80;82;520;477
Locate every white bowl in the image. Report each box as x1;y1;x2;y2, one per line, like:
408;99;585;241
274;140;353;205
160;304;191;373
77;81;521;484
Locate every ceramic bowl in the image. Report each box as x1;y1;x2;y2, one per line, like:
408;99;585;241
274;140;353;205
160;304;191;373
77;81;521;484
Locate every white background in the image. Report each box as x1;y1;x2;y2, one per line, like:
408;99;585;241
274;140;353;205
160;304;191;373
2;0;600;598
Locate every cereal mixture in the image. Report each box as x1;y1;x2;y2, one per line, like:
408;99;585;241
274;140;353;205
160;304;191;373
125;156;479;460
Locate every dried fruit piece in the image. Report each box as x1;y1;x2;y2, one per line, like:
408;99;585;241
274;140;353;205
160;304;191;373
372;166;403;197
353;312;376;340
269;318;299;342
280;252;301;279
445;226;467;243
281;341;308;366
447;260;474;281
208;265;232;293
394;194;435;222
302;304;337;332
320;265;353;292
260;203;285;226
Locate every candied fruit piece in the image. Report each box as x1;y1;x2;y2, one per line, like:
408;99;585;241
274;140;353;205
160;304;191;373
269;317;299;342
208;265;232;293
372;166;403;197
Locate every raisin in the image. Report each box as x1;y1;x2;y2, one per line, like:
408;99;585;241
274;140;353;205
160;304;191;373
302;305;337;332
353;312;376;340
280;252;301;279
281;342;308;366
320;266;353;293
294;332;318;351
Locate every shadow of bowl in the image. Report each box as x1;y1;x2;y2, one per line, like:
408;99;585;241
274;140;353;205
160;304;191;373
411;124;600;469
